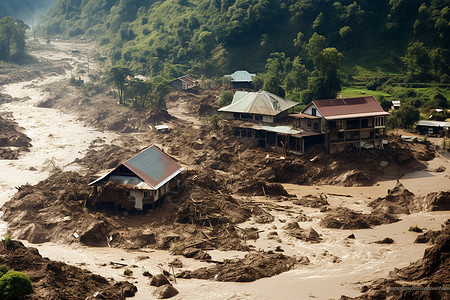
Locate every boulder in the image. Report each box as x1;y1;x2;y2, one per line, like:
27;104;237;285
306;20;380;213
150;274;170;287
153;284;179;299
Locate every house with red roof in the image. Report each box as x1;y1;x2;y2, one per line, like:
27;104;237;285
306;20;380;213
293;96;389;152
89;145;184;211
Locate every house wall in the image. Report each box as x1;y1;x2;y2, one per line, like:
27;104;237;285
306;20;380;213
94;174;182;211
171;80;183;90
298;118;321;132
324;116;386;152
303;105;322;117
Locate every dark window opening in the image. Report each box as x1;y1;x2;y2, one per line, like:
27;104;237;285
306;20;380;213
311;108;317;116
329;121;337;129
361;119;369;128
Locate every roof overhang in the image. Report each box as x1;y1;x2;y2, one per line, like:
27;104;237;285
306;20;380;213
324;112;390;120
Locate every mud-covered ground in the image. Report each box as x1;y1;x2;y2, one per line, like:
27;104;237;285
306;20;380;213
0;239;137;299
342;219;450;300
0;112;31;159
1;39;449;299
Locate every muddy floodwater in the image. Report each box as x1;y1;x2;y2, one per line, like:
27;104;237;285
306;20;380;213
1;40;449;299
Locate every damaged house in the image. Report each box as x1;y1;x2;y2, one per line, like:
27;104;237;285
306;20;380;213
293;96;389;152
219;90;323;154
89;146;184;211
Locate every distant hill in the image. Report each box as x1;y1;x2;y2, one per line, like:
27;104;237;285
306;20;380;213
40;0;449;81
0;0;56;24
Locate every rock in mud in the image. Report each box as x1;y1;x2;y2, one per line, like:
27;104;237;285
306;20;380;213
293;194;329;208
433;165;446;172
330;170;375;187
177;252;299;282
150;274;171;287
368;181;417;214
374;237;394;244
181;247;211;260
80;221;112;247
425;191;450;211
320;207;400;229
153;284;179;299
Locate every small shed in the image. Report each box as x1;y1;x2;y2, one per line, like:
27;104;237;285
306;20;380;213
171;75;198;90
89;145;184;211
416;120;450;136
226;70;256;89
391;100;401;110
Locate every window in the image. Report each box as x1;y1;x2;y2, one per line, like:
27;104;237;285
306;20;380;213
313;122;319;130
311;108;317;116
144;191;149;198
361;119;368;128
126;191;130;197
329;121;337;129
338;120;344;131
255;115;263;121
374;116;385;127
307;120;312;127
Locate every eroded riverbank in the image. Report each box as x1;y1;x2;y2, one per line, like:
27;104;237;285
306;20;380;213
0;39;449;299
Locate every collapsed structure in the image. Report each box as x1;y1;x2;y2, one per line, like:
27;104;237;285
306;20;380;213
89;145;184;211
171;75;198;90
219;92;389;154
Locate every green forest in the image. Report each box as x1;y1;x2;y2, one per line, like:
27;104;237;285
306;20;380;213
2;0;449;124
0;16;28;62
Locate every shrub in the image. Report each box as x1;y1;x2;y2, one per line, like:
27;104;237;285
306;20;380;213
217;91;233;107
3;235;12;250
169;241;184;255
123;269;133;276
0;266;8;277
0;271;33;299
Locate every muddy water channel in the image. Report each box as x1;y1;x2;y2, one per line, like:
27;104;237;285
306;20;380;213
0;41;449;299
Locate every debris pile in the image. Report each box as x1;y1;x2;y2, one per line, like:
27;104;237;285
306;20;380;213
177;251;303;282
0;115;32;159
0;240;136;299
320;207;400;229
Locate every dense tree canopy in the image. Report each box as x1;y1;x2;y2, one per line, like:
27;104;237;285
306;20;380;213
37;0;448;84
0;16;28;62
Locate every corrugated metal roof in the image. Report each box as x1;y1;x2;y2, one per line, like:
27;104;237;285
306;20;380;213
227;70;256;82
417;120;450;128
218;90;298;116
89;146;184;190
290;113;321;119
306;96;388;119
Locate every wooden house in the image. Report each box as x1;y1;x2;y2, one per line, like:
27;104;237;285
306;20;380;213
219;90;298;123
416;120;450;137
171;75;198;90
296;96;389;152
89;146;184;211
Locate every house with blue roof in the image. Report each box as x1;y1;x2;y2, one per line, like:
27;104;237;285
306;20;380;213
226;70;256;89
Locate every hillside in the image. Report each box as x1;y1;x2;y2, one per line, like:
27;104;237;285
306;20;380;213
40;0;449;80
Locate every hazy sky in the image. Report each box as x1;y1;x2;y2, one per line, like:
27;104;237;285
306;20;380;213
0;0;56;25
